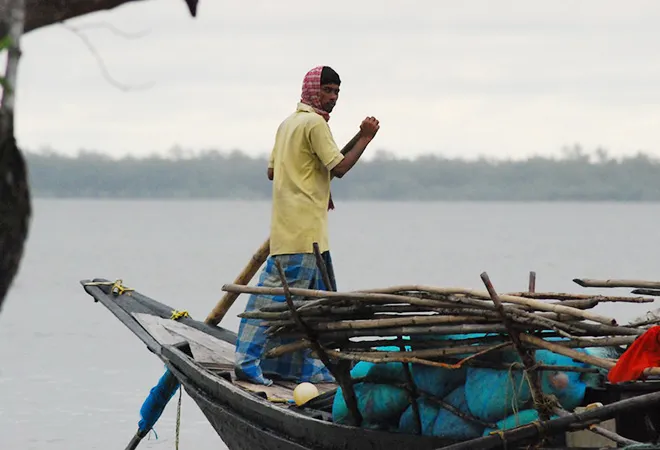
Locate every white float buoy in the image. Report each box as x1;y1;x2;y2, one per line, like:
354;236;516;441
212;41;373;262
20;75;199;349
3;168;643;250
293;382;319;406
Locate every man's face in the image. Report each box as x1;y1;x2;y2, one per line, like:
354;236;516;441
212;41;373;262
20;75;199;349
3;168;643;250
319;84;340;113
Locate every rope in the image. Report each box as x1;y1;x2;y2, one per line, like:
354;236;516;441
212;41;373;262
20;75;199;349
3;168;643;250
175;387;182;449
171;310;190;321
82;279;134;296
506;363;524;425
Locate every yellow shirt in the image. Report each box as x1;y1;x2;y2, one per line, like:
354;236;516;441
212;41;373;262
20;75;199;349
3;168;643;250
268;103;344;256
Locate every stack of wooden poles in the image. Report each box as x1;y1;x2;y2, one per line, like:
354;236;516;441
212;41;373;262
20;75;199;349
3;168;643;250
227;272;656;374
222;259;660;448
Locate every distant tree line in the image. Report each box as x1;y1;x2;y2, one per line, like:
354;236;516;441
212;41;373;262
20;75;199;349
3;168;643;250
24;145;660;201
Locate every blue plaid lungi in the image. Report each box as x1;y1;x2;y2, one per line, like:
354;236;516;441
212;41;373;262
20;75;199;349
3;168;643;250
234;252;337;386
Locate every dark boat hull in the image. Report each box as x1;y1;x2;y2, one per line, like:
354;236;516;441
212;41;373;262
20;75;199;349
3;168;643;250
161;343;457;450
80;278;660;450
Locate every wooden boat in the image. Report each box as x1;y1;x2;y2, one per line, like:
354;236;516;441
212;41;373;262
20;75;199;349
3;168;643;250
80;278;660;450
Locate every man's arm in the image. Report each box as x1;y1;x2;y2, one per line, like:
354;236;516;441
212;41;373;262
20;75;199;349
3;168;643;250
331;117;379;179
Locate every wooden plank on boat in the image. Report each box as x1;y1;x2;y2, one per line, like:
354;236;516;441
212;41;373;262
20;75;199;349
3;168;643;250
132;313;235;365
131;312;186;345
234;380;296;402
233;380;336;403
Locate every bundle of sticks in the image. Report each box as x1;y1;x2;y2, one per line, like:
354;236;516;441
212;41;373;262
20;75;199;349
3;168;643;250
223;266;660;445
225;272;658;374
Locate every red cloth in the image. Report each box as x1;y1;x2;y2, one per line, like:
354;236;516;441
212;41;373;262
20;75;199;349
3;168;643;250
301;66;330;122
608;325;660;383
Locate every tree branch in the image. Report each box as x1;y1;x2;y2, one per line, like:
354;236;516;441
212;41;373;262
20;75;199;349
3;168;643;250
61;22;155;91
1;0;25;118
21;0;198;34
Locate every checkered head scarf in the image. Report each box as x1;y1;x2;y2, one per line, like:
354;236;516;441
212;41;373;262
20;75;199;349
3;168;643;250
300;66;341;122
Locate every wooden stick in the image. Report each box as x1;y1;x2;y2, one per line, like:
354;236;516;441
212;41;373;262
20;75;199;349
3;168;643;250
399;337;422;435
290;314;497;331
570;320;643;337
549;299;599;309
320;345;512;370
508;291;653;303
223;284;484;310
552;407;640;446
631;288;660;297
273;260;362;426
352;285;618;325
205;238;270;325
266;341;605;375
243;304;501;320
520;334;615;370
442;390;660;450
574;278;660;290
312;242;333;292
528;271;536;293
276;323;519;340
265;335;514;358
422;393;496;429
628;316;660;328
265;334;634;359
234;283;618;325
327;343;512;361
267;311;587;341
480;272;551;422
456;359;601;374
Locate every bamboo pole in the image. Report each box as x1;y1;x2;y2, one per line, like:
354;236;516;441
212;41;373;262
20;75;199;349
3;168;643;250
205;238;270;325
574;278;660;290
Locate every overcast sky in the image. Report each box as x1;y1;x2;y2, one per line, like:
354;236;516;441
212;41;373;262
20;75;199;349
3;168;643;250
13;0;660;160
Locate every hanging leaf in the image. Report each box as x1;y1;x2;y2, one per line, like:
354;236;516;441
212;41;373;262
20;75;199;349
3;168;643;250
0;35;11;94
0;35;11;52
0;76;9;92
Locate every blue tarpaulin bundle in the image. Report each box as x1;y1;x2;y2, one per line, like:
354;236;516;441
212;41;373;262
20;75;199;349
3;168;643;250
137;369;180;434
399;386;484;439
464;349;587;422
330;337;600;437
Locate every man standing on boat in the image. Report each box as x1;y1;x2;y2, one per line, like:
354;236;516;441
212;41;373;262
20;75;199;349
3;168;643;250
234;65;380;386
